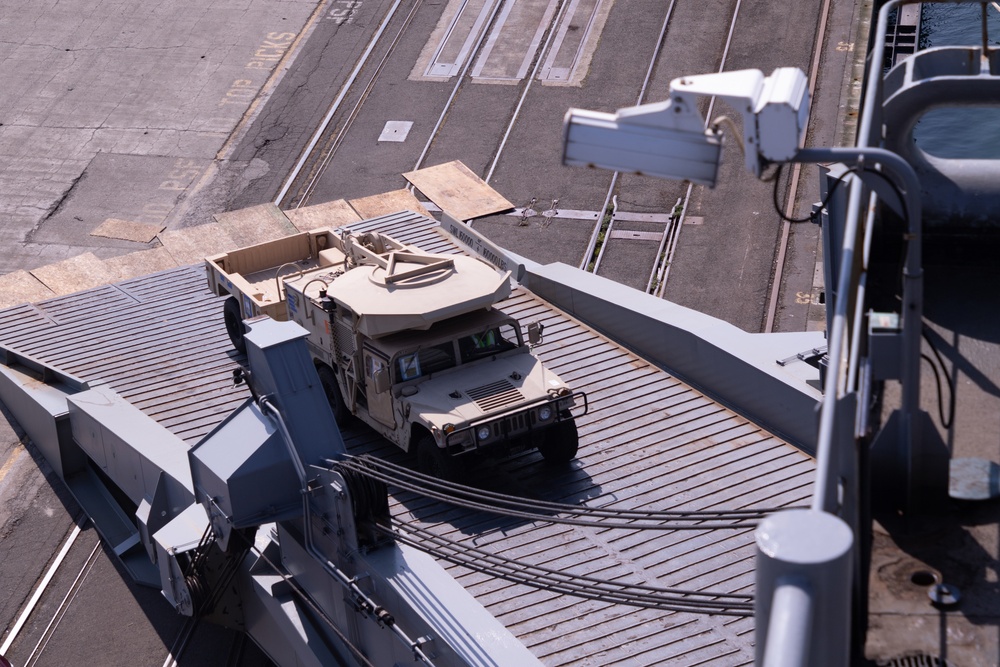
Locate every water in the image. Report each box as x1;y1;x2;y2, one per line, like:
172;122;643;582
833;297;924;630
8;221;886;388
910;3;1000;159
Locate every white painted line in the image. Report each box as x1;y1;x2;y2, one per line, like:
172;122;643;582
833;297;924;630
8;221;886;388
425;0;492;77
0;523;82;654
470;0;517;79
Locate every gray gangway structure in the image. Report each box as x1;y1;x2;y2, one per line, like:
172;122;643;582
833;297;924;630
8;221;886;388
0;207;825;666
756;1;1000;665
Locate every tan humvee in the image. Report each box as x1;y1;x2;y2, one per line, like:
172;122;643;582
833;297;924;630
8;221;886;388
205;224;585;478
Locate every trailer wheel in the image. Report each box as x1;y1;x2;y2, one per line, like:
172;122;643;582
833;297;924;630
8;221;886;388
317;364;349;423
416;434;461;482
223;297;246;354
537;415;579;464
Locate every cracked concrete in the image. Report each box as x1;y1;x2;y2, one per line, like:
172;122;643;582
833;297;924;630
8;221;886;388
0;0;321;274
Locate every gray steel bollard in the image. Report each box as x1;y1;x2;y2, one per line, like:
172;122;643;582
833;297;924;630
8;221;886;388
755;509;853;667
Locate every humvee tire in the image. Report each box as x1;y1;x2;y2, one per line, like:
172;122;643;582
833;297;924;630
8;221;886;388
223;296;247;354
537;416;579;464
416;434;461;481
317;364;349;423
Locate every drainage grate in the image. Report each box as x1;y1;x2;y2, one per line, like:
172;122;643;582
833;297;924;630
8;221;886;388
465;379;524;411
882;656;951;667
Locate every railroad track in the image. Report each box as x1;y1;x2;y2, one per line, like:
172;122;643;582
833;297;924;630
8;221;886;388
270;0;833;333
0;520;248;666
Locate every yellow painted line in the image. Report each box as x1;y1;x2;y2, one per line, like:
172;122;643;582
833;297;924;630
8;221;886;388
165;2;333;231
216;2;332;161
0;443;25;486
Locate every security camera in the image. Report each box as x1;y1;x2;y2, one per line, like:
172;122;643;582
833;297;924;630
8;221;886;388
563;67;810;187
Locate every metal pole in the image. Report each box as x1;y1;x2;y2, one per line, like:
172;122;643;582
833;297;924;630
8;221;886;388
790;147;922;515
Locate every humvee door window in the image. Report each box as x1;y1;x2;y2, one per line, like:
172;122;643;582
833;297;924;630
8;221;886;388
398;354;421;381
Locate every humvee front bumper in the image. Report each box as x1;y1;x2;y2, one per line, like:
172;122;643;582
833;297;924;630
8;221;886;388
443;390;588;452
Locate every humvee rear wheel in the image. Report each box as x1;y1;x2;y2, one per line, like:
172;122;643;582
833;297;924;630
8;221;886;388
537;416;579;464
317;364;349;423
416;434;461;482
223;297;247;354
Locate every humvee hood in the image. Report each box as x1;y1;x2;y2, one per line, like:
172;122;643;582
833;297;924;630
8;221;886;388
402;353;568;427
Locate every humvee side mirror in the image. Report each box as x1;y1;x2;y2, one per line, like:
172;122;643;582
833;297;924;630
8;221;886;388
373;367;391;394
527;321;544;345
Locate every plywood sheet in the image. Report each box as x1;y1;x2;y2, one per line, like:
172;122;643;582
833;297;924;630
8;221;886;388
30;253;116;295
158;223;237;266
403;160;513;221
349;189;432;219
91;218;163;243
0;270;57;309
214;203;297;246
103;248;179;281
285;199;362;232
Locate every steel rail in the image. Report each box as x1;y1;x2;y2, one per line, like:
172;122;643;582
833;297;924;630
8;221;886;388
0;521;84;657
762;0;835;332
18;539;101;667
483;0;575;183
274;0;408;208
411;0;508;175
292;0;425;208
652;0;745;295
579;0;680;272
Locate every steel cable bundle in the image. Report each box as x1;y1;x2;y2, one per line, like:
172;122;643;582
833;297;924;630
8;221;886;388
333;454;792;530
323;454;784;615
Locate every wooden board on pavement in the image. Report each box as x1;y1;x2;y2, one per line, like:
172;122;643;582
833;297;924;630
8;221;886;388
0;270;57;309
403;160;513;221
349;189;432;219
30;253;116;295
214;203;297;246
158;223;237;266
285;199;362;232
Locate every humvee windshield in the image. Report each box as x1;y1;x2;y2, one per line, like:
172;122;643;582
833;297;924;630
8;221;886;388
458;323;519;362
394;321;522;382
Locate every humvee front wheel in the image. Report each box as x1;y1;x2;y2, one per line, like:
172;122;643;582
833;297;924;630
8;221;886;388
223;297;246;354
316;364;349;423
537;416;579;464
416;434;461;482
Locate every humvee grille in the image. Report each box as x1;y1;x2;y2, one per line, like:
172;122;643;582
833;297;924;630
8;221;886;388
465;379;525;411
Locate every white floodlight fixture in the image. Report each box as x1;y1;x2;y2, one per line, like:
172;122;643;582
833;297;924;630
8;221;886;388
562;67;810;187
563;102;724;187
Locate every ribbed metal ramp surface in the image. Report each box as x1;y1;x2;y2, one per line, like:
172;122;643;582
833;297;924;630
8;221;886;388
336;214;817;665
0;211;815;665
0;265;248;444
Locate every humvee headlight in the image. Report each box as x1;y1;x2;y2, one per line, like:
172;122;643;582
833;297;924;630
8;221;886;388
477;425;492;441
443;423;456;433
539;406;553;421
